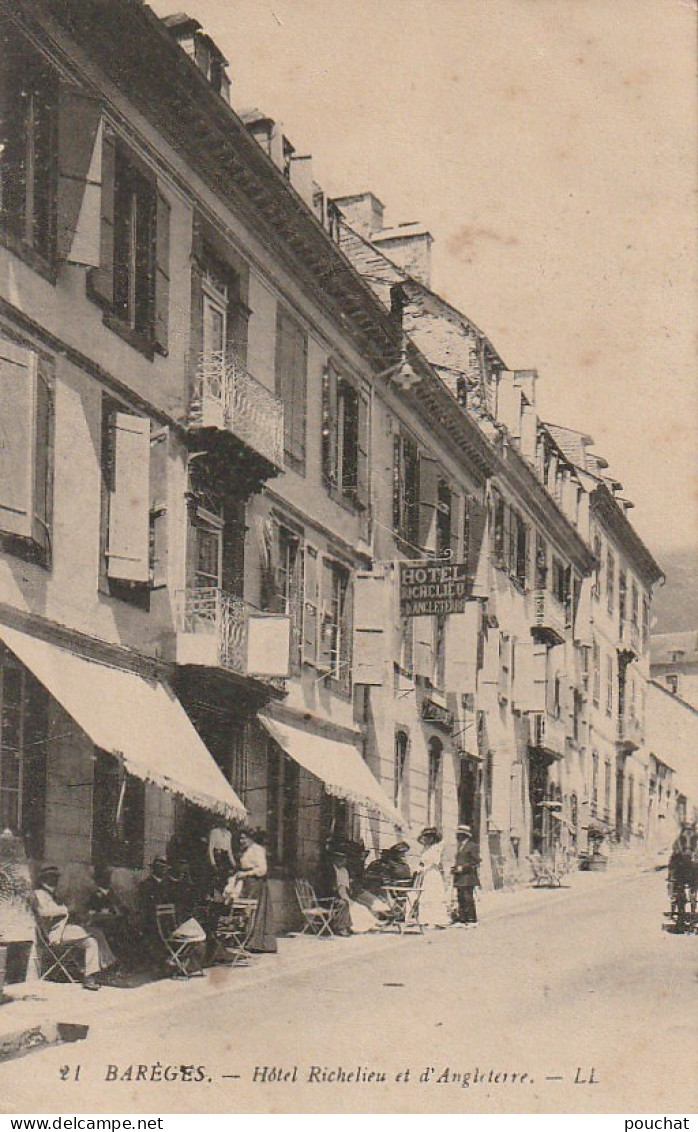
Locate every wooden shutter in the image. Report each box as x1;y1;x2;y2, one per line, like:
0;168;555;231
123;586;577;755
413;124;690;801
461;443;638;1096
89;125;116;307
149;429;168;589
413;615;435;679
353;571;387;685
356;387;370;509
0;339;35;539
291;325;307;466
302;544;319;664
444;606;479;694
513;641;547;712
33;356;54;550
153;190;170;354
418;453;438;552
479;627;500;685
57;85;103;266
107;412;151;583
467;499;488;596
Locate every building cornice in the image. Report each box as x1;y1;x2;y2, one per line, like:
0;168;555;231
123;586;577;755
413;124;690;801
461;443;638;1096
591;484;663;588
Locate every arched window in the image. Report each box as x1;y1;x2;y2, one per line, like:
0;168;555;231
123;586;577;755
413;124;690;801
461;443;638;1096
427;737;443;829
394;730;409;818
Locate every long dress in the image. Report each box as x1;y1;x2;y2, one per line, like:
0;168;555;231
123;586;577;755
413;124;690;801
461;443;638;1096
417;841;451;928
239;843;278;953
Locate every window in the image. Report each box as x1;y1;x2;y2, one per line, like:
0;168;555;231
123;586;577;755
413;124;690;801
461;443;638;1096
573;690;583;743
511;510;528;588
492;492;505;563
318;558;352;692
266;524;303;673
322;364;369;508
630;581;639;628
92;751;145;868
551;556;569;607
434;614;446;690
592;639;601;706
275;307;307;472
393;430;419;546
0;339;54;565
427;737;443;829
0;651;48;855
394;730;409;817
202;266;228;358
604;759;612;819
642;597;650;652
0;34;58;264
607;550;615;614
591;750;599;816
535;533;547;590
266;744;299;871
627;774;635;832
436;480;452;559
592;534;602;597
666;673;679;696
605;655;614;716
619;569;627;625
89;132;170;355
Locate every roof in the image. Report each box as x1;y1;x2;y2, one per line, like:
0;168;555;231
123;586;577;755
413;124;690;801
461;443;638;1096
373;223;433;243
650;630;698;667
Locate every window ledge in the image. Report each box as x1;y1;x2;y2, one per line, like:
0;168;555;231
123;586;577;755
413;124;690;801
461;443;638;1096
102;314;156;361
0;531;51;570
0;228;57;285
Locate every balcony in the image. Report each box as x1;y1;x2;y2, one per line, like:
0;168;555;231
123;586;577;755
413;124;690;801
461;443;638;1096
174;588;290;684
531;590;568;646
617;709;643;753
188;352;284;479
528;712;566;762
618;619;640;661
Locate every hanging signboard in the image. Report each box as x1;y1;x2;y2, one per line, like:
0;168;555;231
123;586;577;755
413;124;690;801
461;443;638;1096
399;560;473;617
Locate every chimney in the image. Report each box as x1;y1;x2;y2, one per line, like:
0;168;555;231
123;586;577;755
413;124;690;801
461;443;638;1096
371;222;434;287
163;13;231;103
289;155;314;207
513;369;537;407
332;192;385;238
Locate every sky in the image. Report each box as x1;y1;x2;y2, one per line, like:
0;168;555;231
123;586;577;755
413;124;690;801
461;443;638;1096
150;0;697;566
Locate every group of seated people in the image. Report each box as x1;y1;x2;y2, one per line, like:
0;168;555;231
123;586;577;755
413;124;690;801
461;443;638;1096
317;838;419;936
32;824;276;990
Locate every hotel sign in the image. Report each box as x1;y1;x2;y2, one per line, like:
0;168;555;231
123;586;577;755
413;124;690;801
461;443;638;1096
399;561;473;617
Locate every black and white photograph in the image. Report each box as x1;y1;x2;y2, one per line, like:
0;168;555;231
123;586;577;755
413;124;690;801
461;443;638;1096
0;0;695;1118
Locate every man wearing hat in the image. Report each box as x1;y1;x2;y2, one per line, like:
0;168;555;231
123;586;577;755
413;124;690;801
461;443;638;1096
33;865;115;990
452;826;481;926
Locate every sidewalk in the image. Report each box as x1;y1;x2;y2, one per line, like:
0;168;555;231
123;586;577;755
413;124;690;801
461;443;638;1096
0;864;656;1061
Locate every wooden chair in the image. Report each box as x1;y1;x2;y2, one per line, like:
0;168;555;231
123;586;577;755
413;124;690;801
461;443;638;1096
294;879;337;938
527;854;563;888
211;899;258;967
33;912;84;984
155;903;205;979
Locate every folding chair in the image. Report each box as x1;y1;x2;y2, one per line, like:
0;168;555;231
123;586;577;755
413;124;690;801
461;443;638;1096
211;899;258;967
155;904;205;979
294;879;337;938
34;912;84;984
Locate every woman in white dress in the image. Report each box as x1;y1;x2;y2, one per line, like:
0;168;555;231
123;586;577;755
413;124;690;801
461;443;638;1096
416;827;451;928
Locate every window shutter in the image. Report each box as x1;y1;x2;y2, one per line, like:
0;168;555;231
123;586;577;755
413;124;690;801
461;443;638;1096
291;327;307;466
302;544;319;664
57;85;103;266
479;627;500;685
107;412;151;583
318;557;335;670
444;606;479;694
353;570;387;685
89;126;116;306
467;499;488;596
512;641;547;712
0;339;35;539
356;387;370;509
574;575;593;646
33;356;54;551
413;615;435;679
149;429;168;589
418;453;438;552
322;363;338;486
153;190;170;354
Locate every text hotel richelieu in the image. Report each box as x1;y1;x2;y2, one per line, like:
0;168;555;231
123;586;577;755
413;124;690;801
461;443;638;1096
399;561;473;617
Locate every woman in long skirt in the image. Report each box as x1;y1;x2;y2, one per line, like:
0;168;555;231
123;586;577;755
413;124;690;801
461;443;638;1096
235;828;277;953
416;827;451;928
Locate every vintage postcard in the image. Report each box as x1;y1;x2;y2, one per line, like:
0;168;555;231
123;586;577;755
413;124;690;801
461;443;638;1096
0;0;696;1118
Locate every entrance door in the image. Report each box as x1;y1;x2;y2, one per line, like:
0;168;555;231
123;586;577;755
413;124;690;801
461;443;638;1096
458;757;480;840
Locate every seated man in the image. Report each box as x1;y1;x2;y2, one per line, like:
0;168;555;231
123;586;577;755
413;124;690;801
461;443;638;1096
86;864;132;961
383;842;414;886
34;865;115;991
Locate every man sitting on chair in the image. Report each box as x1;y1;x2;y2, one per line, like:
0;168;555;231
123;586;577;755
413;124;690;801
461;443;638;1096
34;865;115;990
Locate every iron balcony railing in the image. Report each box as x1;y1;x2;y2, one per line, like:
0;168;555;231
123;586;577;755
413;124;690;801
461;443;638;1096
531;589;568;645
175;587;286;685
529;711;567;758
189;351;284;469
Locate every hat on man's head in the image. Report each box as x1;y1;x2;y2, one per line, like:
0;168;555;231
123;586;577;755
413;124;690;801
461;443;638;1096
38;864;60;881
456;825;472;836
389;841;411;856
